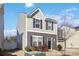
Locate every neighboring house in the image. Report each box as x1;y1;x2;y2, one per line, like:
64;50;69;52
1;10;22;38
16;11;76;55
58;26;79;49
17;8;58;50
66;27;79;49
0;4;4;49
57;28;65;50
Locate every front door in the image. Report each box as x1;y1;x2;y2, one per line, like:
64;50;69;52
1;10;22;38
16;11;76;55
48;41;51;49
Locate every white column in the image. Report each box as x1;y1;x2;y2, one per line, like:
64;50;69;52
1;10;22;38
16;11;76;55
37;37;38;47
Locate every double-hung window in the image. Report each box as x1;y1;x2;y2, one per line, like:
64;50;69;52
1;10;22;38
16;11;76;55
32;35;43;47
33;18;42;29
46;22;53;30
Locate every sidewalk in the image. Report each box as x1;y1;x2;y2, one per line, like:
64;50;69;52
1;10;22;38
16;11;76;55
46;50;62;56
11;50;24;56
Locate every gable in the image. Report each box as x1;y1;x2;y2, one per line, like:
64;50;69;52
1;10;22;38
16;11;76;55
31;8;45;20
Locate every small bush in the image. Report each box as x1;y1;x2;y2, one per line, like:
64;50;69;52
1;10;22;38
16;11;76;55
38;46;43;51
32;46;42;51
25;46;32;52
31;44;48;52
57;44;62;51
42;44;48;52
32;46;39;51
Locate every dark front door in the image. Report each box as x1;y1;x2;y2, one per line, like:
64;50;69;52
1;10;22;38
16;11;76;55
48;41;51;49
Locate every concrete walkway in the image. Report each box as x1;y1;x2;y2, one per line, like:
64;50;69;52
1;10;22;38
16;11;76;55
46;50;62;56
8;49;79;56
11;50;24;56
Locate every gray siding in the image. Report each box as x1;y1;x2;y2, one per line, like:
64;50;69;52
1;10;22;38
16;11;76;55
27;32;57;49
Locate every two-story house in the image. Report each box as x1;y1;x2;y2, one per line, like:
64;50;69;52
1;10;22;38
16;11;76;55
17;8;57;50
0;4;4;49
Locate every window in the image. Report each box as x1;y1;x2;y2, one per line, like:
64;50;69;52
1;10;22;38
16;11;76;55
33;18;42;29
46;22;53;30
32;35;43;47
35;19;40;28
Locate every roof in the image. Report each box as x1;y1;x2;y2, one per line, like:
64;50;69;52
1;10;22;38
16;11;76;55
21;8;57;24
31;8;57;24
74;26;79;29
74;26;79;31
45;18;57;24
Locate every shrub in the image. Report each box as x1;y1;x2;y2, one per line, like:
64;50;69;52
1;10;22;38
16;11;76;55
0;48;6;56
25;46;32;52
32;46;43;51
32;46;39;51
57;44;62;51
42;44;48;52
31;44;48;52
38;46;43;51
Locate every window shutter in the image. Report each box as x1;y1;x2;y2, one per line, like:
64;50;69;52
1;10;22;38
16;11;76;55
46;21;48;30
41;20;42;29
30;36;32;46
52;22;53;30
33;18;35;28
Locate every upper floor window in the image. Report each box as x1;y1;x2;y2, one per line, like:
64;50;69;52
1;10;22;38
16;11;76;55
46;22;53;30
33;18;42;29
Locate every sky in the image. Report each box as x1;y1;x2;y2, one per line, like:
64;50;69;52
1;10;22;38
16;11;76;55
4;3;79;37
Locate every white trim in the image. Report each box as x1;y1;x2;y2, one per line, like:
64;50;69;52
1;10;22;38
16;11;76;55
32;35;43;37
26;30;57;35
31;8;45;18
31;8;40;16
34;18;41;28
34;17;41;19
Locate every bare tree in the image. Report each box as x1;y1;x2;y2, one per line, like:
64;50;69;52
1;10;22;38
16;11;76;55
59;14;74;54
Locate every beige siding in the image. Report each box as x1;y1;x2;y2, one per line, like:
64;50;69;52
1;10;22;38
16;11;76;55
32;9;45;20
66;31;79;48
58;26;76;49
17;13;27;50
61;26;75;38
26;10;57;35
58;26;79;49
